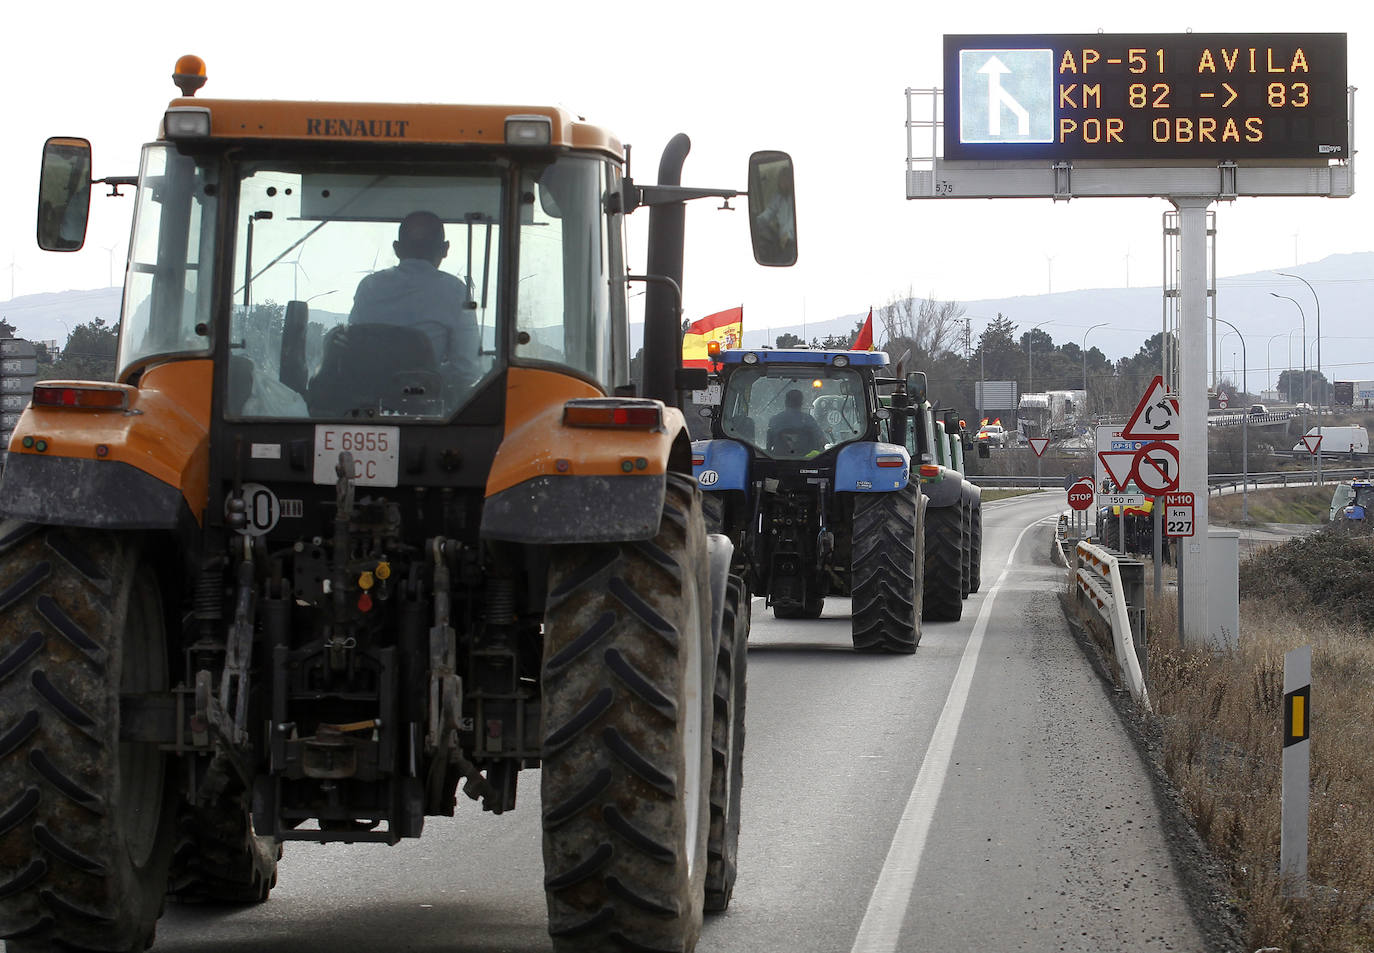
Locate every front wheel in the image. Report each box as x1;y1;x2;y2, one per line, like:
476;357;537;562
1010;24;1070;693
541;473;715;952
0;526;176;953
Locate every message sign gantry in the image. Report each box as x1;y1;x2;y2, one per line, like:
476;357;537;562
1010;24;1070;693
945;33;1348;162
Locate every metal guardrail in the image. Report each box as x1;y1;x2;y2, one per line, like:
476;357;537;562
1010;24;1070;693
1073;541;1152;712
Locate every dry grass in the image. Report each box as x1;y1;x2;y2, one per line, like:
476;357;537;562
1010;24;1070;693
1209;485;1333;525
1146;539;1374;952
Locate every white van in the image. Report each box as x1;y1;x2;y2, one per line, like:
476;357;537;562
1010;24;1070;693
1293;425;1368;455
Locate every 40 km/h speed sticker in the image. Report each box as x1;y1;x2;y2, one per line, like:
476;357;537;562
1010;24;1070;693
228;483;282;536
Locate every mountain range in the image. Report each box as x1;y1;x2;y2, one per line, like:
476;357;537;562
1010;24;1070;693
4;253;1371;381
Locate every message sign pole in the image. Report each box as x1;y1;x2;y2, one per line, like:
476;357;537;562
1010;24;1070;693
1176;196;1212;648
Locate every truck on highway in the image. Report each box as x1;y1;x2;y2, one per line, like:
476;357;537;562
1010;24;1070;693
1017;389;1086;441
1293;425;1369;455
0;54;795;953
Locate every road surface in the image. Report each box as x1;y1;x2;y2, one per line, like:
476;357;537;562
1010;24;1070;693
13;492;1239;953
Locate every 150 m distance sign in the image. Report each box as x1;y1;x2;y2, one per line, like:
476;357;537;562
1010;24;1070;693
945;33;1347;161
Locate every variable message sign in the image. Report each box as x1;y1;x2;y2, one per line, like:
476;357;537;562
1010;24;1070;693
944;33;1347;162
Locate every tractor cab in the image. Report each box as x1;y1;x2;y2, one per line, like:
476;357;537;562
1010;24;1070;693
712;348;888;466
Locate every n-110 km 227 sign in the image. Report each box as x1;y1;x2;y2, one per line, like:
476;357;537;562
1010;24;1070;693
944;33;1347;161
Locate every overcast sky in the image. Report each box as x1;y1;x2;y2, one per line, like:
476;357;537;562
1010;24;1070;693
3;0;1370;364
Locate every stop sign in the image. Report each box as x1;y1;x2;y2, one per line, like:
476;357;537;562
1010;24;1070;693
1067;478;1095;511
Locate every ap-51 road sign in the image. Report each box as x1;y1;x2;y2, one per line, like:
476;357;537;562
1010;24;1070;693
943;33;1348;162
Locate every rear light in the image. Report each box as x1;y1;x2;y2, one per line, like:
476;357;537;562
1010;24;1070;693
563;399;663;430
918;464;942;479
875;454;905;468
32;384;130;411
691;453;705;466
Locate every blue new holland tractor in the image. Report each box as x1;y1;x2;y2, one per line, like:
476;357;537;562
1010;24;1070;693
690;349;927;652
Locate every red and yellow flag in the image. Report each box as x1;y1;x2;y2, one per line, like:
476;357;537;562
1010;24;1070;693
682;307;743;368
850;307;874;350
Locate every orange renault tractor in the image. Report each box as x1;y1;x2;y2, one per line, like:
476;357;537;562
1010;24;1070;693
0;56;794;953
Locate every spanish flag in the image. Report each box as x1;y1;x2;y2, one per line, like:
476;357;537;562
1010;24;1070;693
682;307;743;368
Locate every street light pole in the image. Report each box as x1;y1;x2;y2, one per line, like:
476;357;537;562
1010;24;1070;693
1266;332;1287;400
1082;321;1108;398
1281;272;1322;484
1027;318;1052;396
1218;319;1250;522
1272;293;1308;435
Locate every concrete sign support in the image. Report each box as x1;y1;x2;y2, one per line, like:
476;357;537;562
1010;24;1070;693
1281;645;1312;899
1175;197;1212;648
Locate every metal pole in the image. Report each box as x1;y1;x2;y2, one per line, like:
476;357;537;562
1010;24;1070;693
1274;293;1309;473
1153;502;1162;598
1174;196;1212;648
1281;273;1322;485
1217;318;1249;522
1083;321;1108;397
1266;332;1285;400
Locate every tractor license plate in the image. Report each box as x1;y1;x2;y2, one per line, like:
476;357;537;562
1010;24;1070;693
313;425;400;487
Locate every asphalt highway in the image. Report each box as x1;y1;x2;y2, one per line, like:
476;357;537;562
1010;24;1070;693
46;492;1232;953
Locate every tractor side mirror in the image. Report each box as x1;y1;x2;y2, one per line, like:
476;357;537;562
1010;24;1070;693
747;151;797;267
905;371;927;405
37;137;93;252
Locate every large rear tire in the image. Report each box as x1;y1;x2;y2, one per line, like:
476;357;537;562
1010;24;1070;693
968;505;983;594
922;504;965;622
705;575;748;912
0;525;176;953
959;502;972;599
850;486;923;653
541;473;715;952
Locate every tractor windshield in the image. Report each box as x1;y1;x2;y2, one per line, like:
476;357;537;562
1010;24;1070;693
719;365;868;459
117;145;626;418
221;153;625;420
225;159;505;419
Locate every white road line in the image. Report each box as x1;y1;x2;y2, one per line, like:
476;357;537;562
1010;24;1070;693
849;514;1047;953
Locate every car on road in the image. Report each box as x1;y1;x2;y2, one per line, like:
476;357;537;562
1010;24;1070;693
1248;403;1269;416
976;423;1007;447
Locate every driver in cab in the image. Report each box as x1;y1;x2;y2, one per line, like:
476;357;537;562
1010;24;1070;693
348;210;480;381
767;388;828;455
